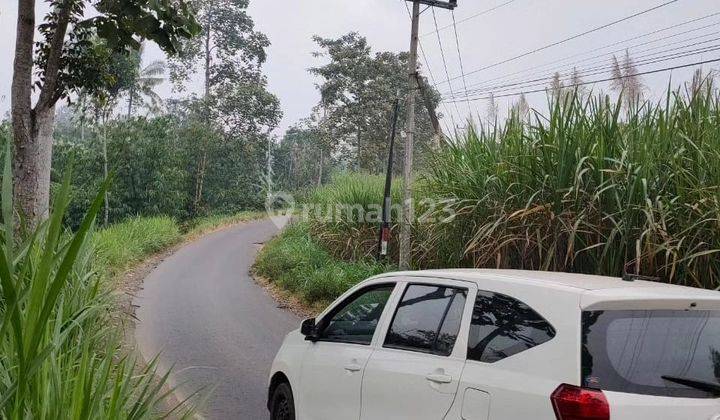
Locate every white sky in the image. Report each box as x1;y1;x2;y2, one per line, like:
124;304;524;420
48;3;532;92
1;0;719;133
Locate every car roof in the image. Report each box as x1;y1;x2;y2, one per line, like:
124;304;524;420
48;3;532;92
372;269;720;300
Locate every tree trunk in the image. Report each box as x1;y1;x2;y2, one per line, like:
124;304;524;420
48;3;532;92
317;148;323;187
102;110;109;226
11;0;37;222
127;90;134;118
13;106;55;223
12;0;72;226
192;15;212;214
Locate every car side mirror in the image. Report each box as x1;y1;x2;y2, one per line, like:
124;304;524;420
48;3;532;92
301;318;319;342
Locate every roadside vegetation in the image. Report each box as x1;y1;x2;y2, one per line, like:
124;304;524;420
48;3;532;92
258;82;720;305
0;156;195;418
255;223;391;304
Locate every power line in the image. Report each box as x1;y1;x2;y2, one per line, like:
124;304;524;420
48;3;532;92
432;7;461;126
442;57;720;103
445;35;720;99
445;44;720;99
445;44;720;100
422;0;517;37
403;1;455;134
450;10;473;116
442;13;720;96
434;0;683;87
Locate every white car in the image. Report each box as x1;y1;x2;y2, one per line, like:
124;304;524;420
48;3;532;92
268;269;720;420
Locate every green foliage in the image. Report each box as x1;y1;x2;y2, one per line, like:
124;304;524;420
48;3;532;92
35;0;199;104
272;124;329;191
54;116;192;226
254;223;391;303
309;32;440;173
94;216;181;276
0;151;188;418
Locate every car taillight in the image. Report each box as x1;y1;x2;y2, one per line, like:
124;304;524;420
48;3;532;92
551;384;610;420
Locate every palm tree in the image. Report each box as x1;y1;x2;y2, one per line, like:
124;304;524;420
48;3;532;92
127;44;166;117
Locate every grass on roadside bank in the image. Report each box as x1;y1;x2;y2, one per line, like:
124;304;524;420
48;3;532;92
254;222;393;305
94;216;182;277
93;211;266;279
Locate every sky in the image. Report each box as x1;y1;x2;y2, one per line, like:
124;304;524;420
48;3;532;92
1;0;719;134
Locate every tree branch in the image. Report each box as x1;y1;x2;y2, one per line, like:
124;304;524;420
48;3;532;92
36;0;74;111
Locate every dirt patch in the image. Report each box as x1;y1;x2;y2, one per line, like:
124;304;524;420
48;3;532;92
252;274;328;319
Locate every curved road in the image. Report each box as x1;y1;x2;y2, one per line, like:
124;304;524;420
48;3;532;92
134;218;300;419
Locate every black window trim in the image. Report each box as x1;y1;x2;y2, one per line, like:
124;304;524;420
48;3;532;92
382;282;469;356
315;282;397;346
466;289;557;364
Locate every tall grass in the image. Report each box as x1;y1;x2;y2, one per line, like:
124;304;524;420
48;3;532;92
94;216;181;277
0;148;188;418
423;86;720;288
296;84;720;290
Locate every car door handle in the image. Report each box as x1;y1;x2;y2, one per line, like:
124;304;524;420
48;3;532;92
426;373;453;384
344;363;362;372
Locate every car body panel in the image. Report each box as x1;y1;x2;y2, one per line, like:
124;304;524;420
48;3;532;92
268;269;720;420
360;277;476;420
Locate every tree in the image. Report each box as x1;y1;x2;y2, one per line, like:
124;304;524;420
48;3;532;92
169;0;273;213
127;44;166;117
11;0;199;224
309;32;440;173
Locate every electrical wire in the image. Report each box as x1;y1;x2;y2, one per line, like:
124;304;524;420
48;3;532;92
441;57;720;103
434;0;683;87
422;0;517;37
432;7;461;126
404;0;456;134
450;10;473;116
442;14;720;96
444;35;720;99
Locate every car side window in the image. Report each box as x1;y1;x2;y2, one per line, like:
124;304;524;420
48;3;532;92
319;284;394;345
467;290;556;363
384;284;467;356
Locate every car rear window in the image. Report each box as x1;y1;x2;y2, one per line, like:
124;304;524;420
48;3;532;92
582;310;720;398
467;291;555;363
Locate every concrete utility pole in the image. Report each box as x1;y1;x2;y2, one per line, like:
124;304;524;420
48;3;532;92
399;0;457;270
399;0;421;270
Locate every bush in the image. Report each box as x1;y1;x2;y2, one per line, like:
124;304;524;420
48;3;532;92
254;223;391;303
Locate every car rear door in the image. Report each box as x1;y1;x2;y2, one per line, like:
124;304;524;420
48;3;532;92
360;278;476;420
581;302;720;419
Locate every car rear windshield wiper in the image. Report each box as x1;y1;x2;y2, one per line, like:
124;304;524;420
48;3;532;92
661;375;720;395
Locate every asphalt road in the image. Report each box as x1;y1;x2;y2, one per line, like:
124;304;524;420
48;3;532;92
134;218;300;420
